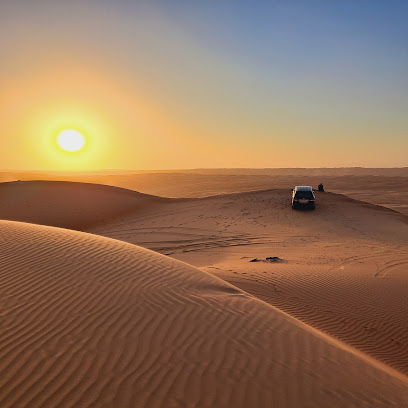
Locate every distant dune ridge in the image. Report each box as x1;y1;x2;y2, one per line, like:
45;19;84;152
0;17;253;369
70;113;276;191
1;167;408;177
0;219;408;407
1;168;407;214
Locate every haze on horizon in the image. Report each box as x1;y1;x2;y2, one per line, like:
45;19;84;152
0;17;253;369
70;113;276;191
1;0;407;171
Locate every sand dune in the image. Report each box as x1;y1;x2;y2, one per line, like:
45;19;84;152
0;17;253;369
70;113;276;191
0;180;169;230
89;188;408;377
0;219;407;407
1;180;408;404
1;180;407;374
2;170;408;214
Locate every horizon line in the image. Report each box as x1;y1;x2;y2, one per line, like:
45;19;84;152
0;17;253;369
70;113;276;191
1;166;407;173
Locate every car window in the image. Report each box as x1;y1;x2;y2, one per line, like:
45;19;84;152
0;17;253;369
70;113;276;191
295;191;313;199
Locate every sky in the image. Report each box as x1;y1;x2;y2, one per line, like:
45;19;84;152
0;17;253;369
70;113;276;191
1;0;407;170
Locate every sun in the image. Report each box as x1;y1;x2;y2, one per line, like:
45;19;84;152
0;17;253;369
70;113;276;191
57;129;86;152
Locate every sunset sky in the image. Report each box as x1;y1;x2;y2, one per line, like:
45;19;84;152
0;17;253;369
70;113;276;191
1;1;407;170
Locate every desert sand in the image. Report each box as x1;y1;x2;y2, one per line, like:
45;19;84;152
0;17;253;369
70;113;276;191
2;168;408;214
90;188;408;376
0;179;408;407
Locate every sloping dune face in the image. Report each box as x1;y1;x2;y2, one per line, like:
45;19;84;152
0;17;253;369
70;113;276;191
0;220;407;407
91;189;408;375
0;181;168;230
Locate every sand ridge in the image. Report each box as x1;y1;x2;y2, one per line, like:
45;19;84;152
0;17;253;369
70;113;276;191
0;219;408;407
2;170;407;214
0;180;171;230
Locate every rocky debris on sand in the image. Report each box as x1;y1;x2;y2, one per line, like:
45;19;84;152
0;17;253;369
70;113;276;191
266;257;283;262
250;257;285;263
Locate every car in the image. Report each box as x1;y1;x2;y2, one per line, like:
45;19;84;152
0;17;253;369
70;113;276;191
291;186;315;210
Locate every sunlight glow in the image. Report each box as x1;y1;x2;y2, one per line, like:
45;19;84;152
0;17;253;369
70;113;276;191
57;129;86;152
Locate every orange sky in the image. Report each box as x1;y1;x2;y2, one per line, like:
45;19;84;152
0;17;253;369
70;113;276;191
1;1;407;170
